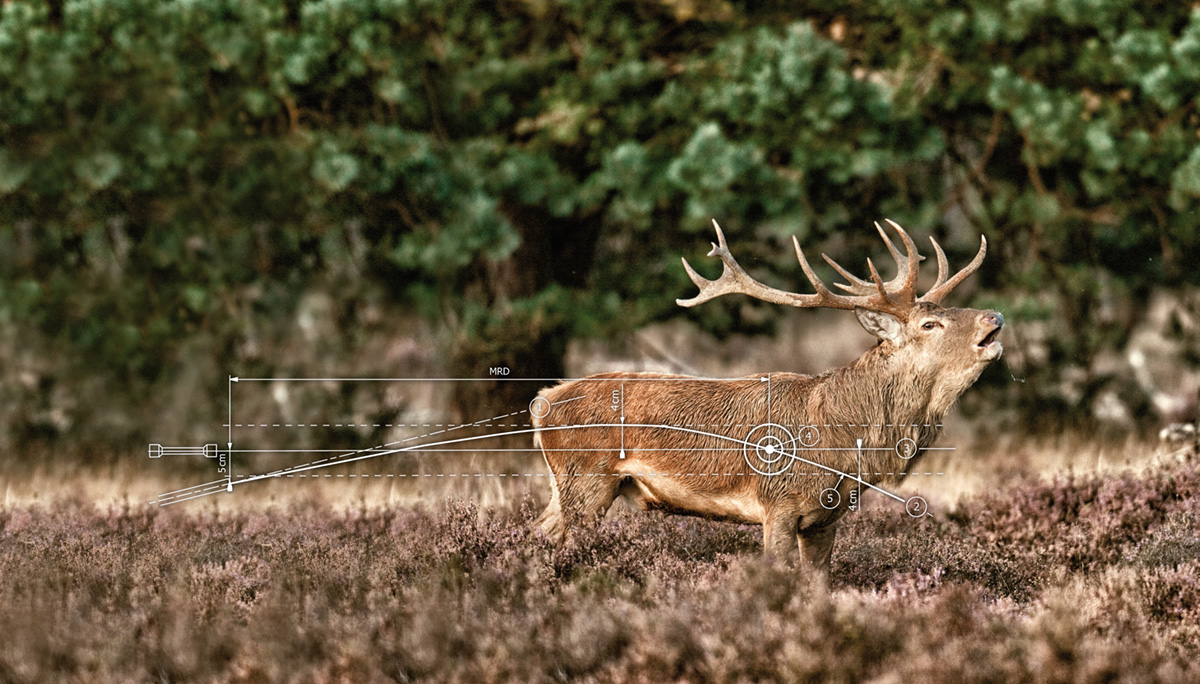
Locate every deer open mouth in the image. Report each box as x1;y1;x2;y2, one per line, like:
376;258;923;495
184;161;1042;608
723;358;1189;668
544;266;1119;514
977;326;1002;348
975;324;1004;360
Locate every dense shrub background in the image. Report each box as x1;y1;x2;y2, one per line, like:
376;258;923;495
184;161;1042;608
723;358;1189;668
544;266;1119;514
5;4;1199;680
3;455;1200;683
3;0;1200;451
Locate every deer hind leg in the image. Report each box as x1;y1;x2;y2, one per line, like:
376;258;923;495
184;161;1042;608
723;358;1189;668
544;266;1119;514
535;430;567;543
535;472;566;543
536;449;620;543
556;466;621;533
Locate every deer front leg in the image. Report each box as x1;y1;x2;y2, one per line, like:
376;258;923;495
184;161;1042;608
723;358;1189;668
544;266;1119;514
761;508;802;560
798;524;838;573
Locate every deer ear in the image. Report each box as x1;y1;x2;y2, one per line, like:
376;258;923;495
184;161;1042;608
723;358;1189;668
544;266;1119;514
855;308;904;344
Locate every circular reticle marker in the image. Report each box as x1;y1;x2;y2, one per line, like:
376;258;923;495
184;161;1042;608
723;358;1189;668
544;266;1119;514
798;425;820;448
742;423;796;476
529;396;551;419
895;437;917;460
905;495;928;518
820;487;841;510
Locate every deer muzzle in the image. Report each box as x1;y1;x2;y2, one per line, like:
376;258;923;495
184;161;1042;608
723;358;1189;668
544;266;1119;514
976;311;1004;360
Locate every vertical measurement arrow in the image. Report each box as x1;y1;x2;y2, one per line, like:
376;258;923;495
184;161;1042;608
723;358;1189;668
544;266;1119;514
619;383;626;459
855;438;863;512
227;376;237;492
762;374;771;425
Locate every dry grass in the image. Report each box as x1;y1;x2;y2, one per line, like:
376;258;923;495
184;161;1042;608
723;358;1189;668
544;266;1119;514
2;436;1200;682
912;422;1172;507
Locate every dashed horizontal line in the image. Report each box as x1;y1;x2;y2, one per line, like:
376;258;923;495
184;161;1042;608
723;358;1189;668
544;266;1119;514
223;422;944;429
215;448;946;454
225;423;525;428
244;471;946;479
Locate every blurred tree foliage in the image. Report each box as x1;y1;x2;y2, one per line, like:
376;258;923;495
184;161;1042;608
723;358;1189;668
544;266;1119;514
1;0;1199;447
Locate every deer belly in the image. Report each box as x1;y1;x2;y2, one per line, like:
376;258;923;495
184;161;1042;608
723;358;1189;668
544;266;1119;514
617;467;763;524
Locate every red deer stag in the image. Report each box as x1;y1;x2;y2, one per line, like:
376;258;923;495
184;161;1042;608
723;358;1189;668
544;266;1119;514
531;220;1003;571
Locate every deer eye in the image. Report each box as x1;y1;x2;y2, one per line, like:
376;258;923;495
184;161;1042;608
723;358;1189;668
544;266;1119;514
921;320;942;331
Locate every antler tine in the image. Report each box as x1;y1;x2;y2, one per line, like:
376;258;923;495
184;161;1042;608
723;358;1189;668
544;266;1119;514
920;235;987;304
676;220;738;307
825;253;875;294
866;258;889;299
927;236;950;291
791;236;837;299
881;219;921;303
827;220;922;299
875;221;905;266
677;220;843;309
798;234;906;316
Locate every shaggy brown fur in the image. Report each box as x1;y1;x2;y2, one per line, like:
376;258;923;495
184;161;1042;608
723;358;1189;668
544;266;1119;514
533;226;1004;571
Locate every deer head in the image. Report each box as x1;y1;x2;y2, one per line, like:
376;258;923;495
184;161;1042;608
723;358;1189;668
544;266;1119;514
678;220;1004;414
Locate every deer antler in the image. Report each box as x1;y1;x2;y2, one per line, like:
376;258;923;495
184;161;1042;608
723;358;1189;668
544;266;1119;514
919;232;986;305
677;219;986;319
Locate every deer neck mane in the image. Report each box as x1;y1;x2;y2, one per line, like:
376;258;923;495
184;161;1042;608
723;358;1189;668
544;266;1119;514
815;342;948;433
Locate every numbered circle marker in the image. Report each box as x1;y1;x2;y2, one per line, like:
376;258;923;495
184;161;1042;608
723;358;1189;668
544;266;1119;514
905;495;928;518
529;396;551;419
820;487;841;510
